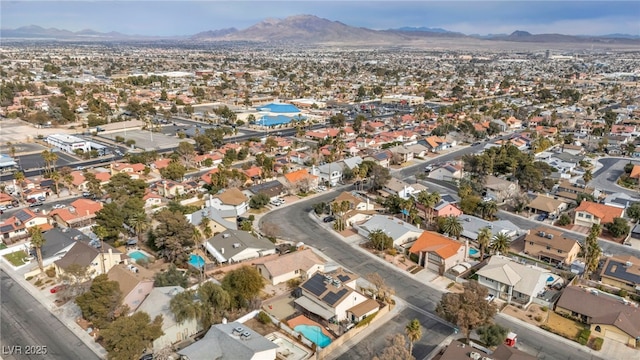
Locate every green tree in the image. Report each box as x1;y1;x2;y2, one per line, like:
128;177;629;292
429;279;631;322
582;169;593;185
198;282;232;328
405;319;422;356
75;274;122;329
50;171;62;197
160;161;187;181
477;324;509;347
100;311;163;360
169;290;200;323
583;224;602;278
368;229;393;251
605;217;630;238
437;216;462;239
249;193;270;209
331;200;351;232
556;213;572;226
153;209;196;264
353;114;365;133
369;163;391;191
103;173;146;204
221;266;265;310
416;190;440;227
626;202;640;223
436;281;497;341
154;264;188;288
491;233;511;255
127;211;148;244
95;202;126;242
477;227;492;260
28;226;46;272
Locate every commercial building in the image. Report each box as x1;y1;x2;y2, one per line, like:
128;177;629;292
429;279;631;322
45;134;90;154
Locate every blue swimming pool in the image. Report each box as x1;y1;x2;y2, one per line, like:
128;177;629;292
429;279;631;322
129;251;149;262
294;325;332;348
469;248;479;256
189;254;205;269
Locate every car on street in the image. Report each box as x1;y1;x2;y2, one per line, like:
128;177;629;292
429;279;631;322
424;165;434;172
30;202;43;207
82;192;92;198
482;196;493;202
323;216;335;223
52;204;65;209
0;205;6;211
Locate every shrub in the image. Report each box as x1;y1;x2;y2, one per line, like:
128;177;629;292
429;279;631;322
34;279;43;286
355;311;378;328
577;329;591;345
26;276;33;281
386;248;397;256
618;289;628;298
447;282;455;289
556;213;572;226
45;267;56;278
541;306;548;312
257;311;272;325
591;337;604;351
534;315;543;322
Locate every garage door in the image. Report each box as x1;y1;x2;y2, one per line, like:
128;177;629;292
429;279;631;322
604;329;629;344
427;260;440;273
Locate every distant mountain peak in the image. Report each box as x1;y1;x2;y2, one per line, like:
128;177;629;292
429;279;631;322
510;30;532;37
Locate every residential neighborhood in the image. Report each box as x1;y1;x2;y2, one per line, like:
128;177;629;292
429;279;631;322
1;5;640;360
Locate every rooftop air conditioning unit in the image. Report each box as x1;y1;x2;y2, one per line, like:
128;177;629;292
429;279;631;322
546;234;554;239
626;261;632;267
233;243;241;248
538;231;545;237
222;233;230;239
234;327;244;334
469;352;482;360
241;331;251;339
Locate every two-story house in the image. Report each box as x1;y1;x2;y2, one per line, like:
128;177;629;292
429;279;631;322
107;263;155;313
598;255;640;295
476;255;550;306
409;231;465;275
574;201;624;228
312;162;343;187
54;241;123;279
524;227;581;265
484;175;518;203
208;188;249;217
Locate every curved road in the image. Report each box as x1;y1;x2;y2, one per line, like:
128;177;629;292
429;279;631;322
0;269;100;360
260;193;603;360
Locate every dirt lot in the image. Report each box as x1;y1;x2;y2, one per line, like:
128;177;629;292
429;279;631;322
0;118;81;143
502;303;549;326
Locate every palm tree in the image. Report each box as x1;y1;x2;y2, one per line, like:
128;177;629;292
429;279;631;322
405;319;422;356
28;226;46;272
477;227;492;260
63;172;75;194
417;191;440;228
13;171;26;203
582;169;593;185
438;215;462;239
491;233;511;255
128;211;149;243
50;171;61;198
482;201;498;220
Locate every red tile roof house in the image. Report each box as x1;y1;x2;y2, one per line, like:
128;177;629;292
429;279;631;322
49;198;103;228
574;201;624;229
410;232;465;275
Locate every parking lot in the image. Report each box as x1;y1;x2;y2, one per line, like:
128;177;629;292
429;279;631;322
99;129;194;151
17;150;79;171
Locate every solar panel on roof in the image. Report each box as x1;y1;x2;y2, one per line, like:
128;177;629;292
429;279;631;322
15;210;32;222
337;274;350;282
302;274;327;297
0;225;14;233
323;288;348;306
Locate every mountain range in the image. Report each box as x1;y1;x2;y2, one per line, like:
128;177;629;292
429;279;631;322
3;15;639;44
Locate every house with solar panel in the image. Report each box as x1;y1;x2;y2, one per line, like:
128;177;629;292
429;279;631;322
295;268;380;324
254;103;304;127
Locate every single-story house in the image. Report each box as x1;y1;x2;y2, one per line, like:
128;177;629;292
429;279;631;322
178;322;278;360
136;286;200;351
598;255;640;295
427;163;464;181
484;175;518;203
458;215;520;241
204;229;277;264
255;248;326;285
355;215;423;247
526;195;568;217
556;286;640;347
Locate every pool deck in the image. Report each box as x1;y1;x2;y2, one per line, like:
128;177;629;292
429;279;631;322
287;315;335;340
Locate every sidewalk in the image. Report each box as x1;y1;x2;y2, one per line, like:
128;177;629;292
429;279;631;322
0;260;108;359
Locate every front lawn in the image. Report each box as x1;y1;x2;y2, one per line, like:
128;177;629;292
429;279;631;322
543;312;585;340
3;250;28;267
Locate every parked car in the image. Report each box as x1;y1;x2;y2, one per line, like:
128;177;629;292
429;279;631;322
0;205;6;211
424;165;434;172
323;216;335;223
270;200;282;207
30;202;43;208
537;213;548;221
37;196;46;202
484;294;495;302
82;192;92;198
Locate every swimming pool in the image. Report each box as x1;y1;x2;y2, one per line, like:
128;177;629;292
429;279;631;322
294;324;332;348
189;254;205;269
469;248;479;256
129;251;149;262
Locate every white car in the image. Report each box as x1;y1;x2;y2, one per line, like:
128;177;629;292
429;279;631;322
485;294;495;302
53;204;65;209
0;205;6;211
482;196;493;202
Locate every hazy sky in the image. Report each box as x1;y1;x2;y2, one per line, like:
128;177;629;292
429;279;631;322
2;1;639;36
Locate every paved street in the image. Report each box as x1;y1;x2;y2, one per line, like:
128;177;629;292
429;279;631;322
591;157;640;197
0;269;100;360
259;192;603;360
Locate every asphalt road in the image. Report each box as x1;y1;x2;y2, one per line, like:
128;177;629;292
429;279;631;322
0;269;100;360
259;191;603;360
590;157;640;197
259;192;453;359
